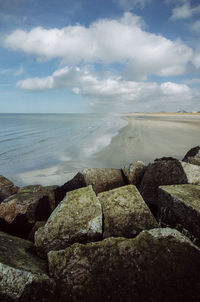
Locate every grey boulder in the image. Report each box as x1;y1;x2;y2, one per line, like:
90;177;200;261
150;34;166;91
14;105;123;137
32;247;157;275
0;231;55;302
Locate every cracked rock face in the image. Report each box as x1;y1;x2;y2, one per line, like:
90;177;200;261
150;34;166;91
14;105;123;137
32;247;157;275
48;228;200;302
139;158;200;205
98;185;158;238
35;186;102;258
0;231;55;302
0;192;52;239
158;184;200;244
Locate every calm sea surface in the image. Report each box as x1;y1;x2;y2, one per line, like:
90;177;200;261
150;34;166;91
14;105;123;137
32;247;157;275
0;113;126;185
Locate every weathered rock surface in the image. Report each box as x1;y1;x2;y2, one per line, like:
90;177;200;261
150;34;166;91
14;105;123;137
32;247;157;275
122;161;146;187
35;186;102;257
0;192;52;238
18;185;59;210
0;175;18;202
0;231;55;301
98;185;158;238
139;157;200;205
158;184;200;244
48;228;200;302
60;168;126;197
183;145;200;166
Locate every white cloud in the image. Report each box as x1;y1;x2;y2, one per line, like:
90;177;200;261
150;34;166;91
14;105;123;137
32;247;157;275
113;0;151;10
4;13;192;80
171;2;200;20
17;66;194;112
160;82;190;94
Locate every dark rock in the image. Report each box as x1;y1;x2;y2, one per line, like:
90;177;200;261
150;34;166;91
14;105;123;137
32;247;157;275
0;192;52;238
139;158;200;206
122;161;146;187
183;146;200;166
19;185;58;210
158;184;200;244
27;221;46;242
48;228;200;302
0;231;55;301
0;175;18;202
35;186;102;258
59;168;126;199
98;185;158;238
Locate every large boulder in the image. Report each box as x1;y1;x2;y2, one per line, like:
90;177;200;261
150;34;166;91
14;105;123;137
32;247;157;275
0;192;52;238
122;161;146;187
48;228;200;302
0;231;55;301
60;168;126;197
183;146;200;166
98;185;158;238
158;184;200;244
139;157;200;206
35;186;102;258
0;175;18;202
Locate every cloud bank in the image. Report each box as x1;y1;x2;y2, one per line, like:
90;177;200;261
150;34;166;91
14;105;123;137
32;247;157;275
4;13;192;80
17;66;194;112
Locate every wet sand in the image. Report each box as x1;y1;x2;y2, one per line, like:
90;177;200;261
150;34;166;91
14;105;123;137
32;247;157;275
94;114;200;167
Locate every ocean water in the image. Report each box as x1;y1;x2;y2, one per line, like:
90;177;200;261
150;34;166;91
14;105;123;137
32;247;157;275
0;113;126;186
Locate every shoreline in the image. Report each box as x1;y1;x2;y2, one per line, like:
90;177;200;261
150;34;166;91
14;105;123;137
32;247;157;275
4;113;200;187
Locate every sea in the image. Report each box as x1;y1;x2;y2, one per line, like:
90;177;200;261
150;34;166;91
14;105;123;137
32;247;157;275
0;113;126;186
0;113;199;186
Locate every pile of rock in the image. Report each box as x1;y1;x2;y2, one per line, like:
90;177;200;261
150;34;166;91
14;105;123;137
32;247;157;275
0;146;200;301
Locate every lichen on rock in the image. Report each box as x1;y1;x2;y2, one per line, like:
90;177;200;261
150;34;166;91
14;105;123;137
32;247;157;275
98;185;158;238
0;231;55;301
48;228;200;302
35;185;102;258
139;157;200;206
158;184;200;244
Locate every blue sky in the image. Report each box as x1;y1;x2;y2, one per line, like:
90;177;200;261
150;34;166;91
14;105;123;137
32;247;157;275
0;0;200;113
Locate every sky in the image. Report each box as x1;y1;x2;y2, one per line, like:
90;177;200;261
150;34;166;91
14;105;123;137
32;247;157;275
0;0;200;113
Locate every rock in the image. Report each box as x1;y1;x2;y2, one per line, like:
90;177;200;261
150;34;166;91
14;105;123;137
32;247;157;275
27;221;46;242
60;168;126;197
48;228;200;302
35;186;102;258
0;192;52;238
0;175;18;202
183;146;200;166
98;185;158;238
0;231;55;301
122;161;146;187
158;184;200;244
18;185;59;210
139;157;200;206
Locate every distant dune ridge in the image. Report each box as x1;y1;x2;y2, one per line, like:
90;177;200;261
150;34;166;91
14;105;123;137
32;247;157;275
0;145;200;301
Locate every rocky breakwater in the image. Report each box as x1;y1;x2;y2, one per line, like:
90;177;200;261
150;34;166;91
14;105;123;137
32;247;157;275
0;146;200;301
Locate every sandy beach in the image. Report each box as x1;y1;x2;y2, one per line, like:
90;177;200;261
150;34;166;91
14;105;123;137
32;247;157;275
94;113;200;167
